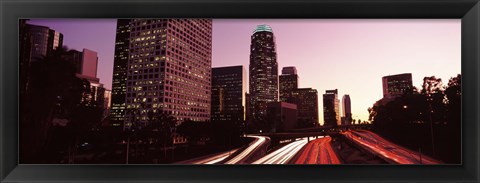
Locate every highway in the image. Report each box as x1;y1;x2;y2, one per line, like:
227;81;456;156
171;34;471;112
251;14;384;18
175;148;239;164
252;138;309;164
291;136;341;164
177;135;269;164
342;130;440;164
223;135;270;164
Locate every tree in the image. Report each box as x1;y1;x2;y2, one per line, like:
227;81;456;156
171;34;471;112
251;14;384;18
369;74;461;163
421;76;443;95
20;47;88;163
141;112;178;160
177;120;210;146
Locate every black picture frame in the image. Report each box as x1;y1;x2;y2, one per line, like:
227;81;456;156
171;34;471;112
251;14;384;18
1;0;479;182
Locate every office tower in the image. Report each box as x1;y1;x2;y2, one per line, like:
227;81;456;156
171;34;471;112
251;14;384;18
80;49;98;78
124;19;212;128
266;102;297;132
64;48;99;79
292;88;319;128
342;94;352;125
248;24;278;123
323;89;340;126
76;74;106;109
382;73;413;98
20;20;32;105
211;65;247;123
47;29;63;55
103;90;112;121
279;66;299;102
245;93;251;122
63;48;105;110
27;24;63;62
111;19;131;127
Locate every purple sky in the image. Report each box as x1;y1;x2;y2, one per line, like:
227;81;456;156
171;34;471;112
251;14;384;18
27;19;461;124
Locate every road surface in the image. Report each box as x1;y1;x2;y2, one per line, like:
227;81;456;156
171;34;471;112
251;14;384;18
291;136;341;164
252;138;309;164
342;130;440;164
223;135;270;164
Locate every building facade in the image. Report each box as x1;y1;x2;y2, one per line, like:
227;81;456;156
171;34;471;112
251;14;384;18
341;94;352;125
27;24;63;62
81;49;99;78
104;90;112;121
382;73;413;98
279;66;298;102
124;19;212;128
266;102;297;132
111;19;131;127
248;24;279;123
211;65;247;123
292;88;319;128
64;49;99;78
323;89;340;126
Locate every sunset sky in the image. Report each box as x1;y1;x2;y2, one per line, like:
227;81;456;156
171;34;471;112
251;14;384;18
28;19;461;124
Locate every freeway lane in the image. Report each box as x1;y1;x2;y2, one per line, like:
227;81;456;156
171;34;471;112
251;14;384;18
291;136;341;164
343;130;440;164
175;148;239;164
252;138;309;164
224;135;270;164
177;135;269;164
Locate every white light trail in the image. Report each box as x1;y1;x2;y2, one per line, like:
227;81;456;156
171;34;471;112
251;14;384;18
252;138;309;164
224;135;268;164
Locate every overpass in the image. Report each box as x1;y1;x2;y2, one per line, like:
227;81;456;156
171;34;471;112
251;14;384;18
251;124;372;147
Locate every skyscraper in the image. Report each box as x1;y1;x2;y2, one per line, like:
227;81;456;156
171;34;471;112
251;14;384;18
124;19;212;128
279;66;298;102
382;73;413;98
248;24;278;123
342;94;352;125
81;49;98;78
211;65;247;123
111;19;131;127
63;48;106;111
292;88;319;128
47;29;63;55
266;102;297;132
64;49;99;79
27;24;63;62
323;89;340;126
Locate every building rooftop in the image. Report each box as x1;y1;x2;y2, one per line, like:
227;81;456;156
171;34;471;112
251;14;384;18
253;24;273;33
282;66;297;75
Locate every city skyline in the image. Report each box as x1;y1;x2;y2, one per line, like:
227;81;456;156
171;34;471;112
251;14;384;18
27;19;461;123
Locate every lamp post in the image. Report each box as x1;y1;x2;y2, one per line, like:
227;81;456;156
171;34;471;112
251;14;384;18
427;97;436;157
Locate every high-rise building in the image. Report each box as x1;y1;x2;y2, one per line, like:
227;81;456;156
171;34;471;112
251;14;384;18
81;49;98;78
248;24;278;123
211;65;247;123
245;93;251;122
19;20;32;107
65;48;105;111
103;90;112;121
323;89;340;126
77;74;106;109
279;66;298;102
292;88;319;128
341;94;352;125
27;24;63;62
266;102;297;132
382;73;413;98
47;29;63;55
111;19;131;127
64;48;99;78
124;19;212;128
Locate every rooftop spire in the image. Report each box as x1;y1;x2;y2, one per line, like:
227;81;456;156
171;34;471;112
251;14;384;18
253;24;273;33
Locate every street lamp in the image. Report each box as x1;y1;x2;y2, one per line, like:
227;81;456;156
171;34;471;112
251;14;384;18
427;97;436;157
